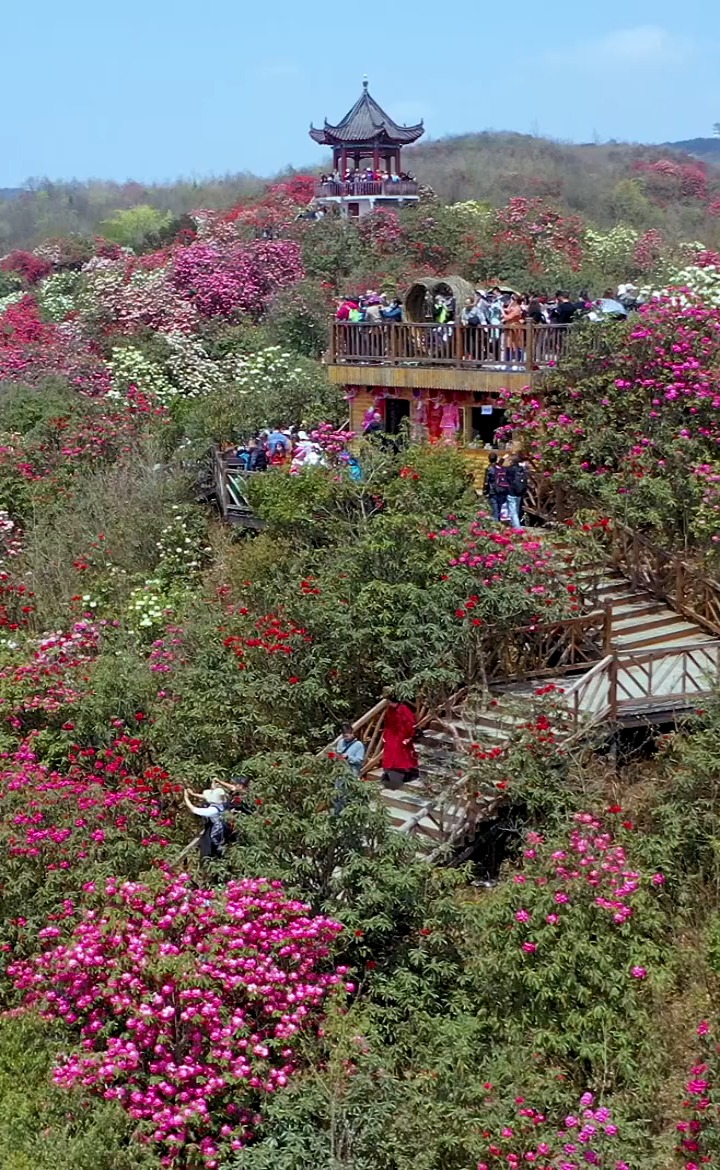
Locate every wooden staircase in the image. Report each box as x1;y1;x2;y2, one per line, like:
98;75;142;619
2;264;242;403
352;561;720;858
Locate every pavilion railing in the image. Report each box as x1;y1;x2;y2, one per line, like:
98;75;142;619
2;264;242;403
315;180;419;198
328;321;573;370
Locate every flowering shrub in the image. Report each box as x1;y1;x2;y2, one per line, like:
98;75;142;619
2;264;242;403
477;1091;628;1170
10;872;346;1167
171;239;304;320
469;810;668;1090
675;1020;720;1168
0;250;53;286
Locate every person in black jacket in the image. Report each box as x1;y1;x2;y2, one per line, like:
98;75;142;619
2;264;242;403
246;438;268;472
483;452;509;521
506;454;528;528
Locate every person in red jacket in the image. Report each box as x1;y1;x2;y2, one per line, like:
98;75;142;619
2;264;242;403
381;696;419;788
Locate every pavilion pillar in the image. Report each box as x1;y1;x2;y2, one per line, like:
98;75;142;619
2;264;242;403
340;148;347;177
373;145;380;173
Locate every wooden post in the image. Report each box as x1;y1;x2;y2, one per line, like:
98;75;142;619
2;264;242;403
608;655;618;721
676;559;686;614
387;322;397;364
525;321;534;374
456;322;464;365
603;605;613;655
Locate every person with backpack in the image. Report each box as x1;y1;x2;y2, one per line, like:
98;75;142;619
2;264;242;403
506;454;529;528
183;786;228;860
490;454;511;522
483;451;506;522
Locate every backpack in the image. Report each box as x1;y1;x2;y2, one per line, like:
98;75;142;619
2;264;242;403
511;464;528;496
208;806;227;851
493;464;510;493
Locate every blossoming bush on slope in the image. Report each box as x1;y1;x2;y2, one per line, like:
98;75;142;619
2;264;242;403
0;730;182;933
0;296;110;392
469;810;669;1092
10;873;346;1168
675;1020;720;1169
500;297;720;555
171;239;304;320
477;1091;628;1170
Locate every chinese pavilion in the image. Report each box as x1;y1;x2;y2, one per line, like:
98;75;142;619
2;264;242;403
310;81;424;217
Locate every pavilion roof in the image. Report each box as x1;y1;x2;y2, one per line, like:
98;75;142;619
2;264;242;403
310;81;424;147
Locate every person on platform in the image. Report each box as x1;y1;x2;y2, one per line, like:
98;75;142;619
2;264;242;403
380;298;403;322
381;695;419;789
246;438;268;472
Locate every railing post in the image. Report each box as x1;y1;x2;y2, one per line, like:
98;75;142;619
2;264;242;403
608;655;618;721
525;321;534;374
329;322;336;364
388;322;397;364
676;559;685;614
456;322;465;365
603;605;613;655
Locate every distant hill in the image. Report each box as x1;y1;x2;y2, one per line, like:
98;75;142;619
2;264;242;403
0;189;23;202
667;137;720;162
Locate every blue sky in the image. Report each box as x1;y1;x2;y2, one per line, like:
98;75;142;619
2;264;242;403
2;0;719;186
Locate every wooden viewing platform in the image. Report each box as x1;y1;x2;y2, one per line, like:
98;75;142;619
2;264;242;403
328;321;573;373
315;179;418;199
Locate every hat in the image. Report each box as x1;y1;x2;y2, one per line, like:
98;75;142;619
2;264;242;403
297;430;310;441
202;787;226;806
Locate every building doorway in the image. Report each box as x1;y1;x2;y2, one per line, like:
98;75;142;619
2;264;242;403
471;406;506;446
385;397;410;436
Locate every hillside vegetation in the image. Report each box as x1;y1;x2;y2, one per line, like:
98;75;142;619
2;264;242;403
4;130;720;251
0;162;720;1170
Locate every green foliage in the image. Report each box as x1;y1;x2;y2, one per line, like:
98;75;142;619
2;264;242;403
97;204;175;251
0;1013;159;1170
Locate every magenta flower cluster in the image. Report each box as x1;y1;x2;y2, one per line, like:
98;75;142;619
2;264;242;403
171;238;304;320
10;872;347;1168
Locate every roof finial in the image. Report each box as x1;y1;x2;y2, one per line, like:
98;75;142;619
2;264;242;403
363;76;368;89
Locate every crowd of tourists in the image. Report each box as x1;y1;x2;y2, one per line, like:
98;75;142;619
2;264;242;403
225;427;341;475
336;291;403;322
335;283;644;327
319;168;416;186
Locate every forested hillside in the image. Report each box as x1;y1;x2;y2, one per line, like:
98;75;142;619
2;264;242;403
3;130;720;251
1;167;720;1170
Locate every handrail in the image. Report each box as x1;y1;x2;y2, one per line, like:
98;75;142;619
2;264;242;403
328;320;574;372
527;476;720;639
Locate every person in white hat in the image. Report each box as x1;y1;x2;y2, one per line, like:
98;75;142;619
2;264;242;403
183;785;228;859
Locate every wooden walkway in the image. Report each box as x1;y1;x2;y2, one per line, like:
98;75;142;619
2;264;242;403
346;545;720;858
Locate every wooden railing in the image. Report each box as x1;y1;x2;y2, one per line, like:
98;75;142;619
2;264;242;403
479;610;610;683
328;321;573;371
315;180;418;198
211;448;264;530
526;477;720;640
565;641;720;729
